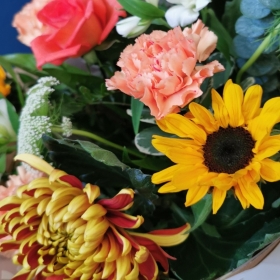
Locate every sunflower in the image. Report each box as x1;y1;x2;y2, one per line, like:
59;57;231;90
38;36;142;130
152;80;280;214
0;154;190;280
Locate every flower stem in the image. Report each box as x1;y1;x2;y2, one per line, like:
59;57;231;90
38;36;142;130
236;23;280;84
51;126;144;158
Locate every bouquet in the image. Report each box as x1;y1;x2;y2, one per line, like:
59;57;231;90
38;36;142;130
1;0;280;279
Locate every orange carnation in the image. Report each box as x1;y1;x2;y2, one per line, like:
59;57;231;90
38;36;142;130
106;19;225;119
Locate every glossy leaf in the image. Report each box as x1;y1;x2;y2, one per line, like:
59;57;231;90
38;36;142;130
130;97;144;134
117;0;165;19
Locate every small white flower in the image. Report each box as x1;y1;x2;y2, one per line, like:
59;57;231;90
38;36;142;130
61;116;72;137
0;99;17;145
116;0;159;38
17;76;59;174
116;17;152;38
165;0;211;27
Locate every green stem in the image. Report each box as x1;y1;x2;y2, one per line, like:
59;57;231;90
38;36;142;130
221;209;246;229
236;23;280;84
51;126;144;158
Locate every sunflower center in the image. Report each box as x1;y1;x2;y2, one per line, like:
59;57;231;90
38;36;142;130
202;126;255;174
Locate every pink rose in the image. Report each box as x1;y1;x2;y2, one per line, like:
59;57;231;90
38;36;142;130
106;19;225;119
12;0;51;46
30;0;126;69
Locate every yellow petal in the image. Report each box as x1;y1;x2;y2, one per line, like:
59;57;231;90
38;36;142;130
116;255;131;279
242;85;262;122
260;158;280;182
212;188;227;214
234;185;249;209
212;173;233;190
211;88;229;128
14;154;54;175
255;135;280;160
158;182;181;193
152;164;183;184
248;97;280;142
81;204;107;220
189;102;218;133
152;135;200;154
83;184;101;204
172;165;208;189
125;260;139;280
185;185;210;207
223;83;244;127
157;114;207;144
238;176;264;209
129;223;191;247
166;147;204;165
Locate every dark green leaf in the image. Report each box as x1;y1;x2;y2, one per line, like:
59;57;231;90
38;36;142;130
131;97;144;134
205;9;234;60
43;135;158;215
134;126;172;155
222;0;242;37
190;194;212;232
0;153;6;177
207;52;235;89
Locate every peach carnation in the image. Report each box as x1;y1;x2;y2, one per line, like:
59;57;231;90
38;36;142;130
106;19;225;119
0;166;43;258
12;0;51;46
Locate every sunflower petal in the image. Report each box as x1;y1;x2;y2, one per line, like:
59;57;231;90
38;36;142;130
166;147;204;165
212;188;227;214
189;102;218;132
238;176;264;209
151;164;182;184
185;185;210;207
234;185;249;209
260;158;280;182
157;114;207;144
248;97;280;142
242;85;262;122
256;135;280;160
211;89;229;128
158;182;180;193
223;83;244;127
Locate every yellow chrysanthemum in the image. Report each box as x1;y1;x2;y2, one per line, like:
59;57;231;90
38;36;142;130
0;66;11;96
0;154;190;280
152;80;280;214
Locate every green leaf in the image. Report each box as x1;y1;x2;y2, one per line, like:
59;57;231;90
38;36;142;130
190;194;212;232
5;99;19;134
207;52;235;89
126;108;155;124
204;9;234;61
130;97;144;134
222;0;242;37
0;56;24;105
43;135;158;215
0;153;6;178
3;54;37;71
78;140;127;170
117;0;165;19
134;126;172;155
201;223;221;238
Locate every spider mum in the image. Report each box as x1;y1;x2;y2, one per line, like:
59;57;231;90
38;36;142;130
152;80;280;213
0;154;189;280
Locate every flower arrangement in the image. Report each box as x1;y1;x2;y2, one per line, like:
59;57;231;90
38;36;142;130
1;0;280;279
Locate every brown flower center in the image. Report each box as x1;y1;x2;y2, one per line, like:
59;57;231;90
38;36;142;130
202;126;255;174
